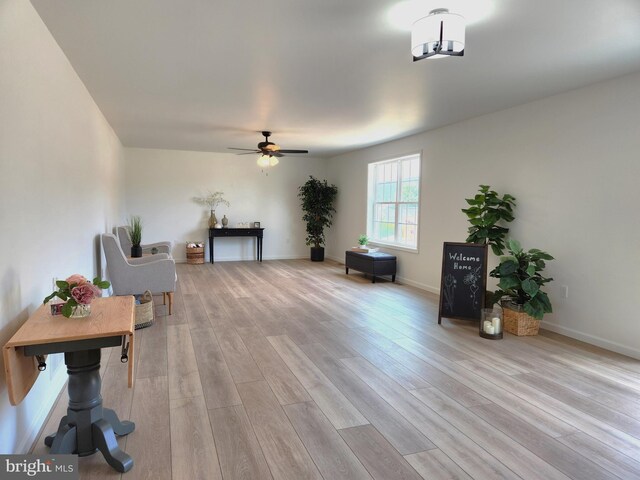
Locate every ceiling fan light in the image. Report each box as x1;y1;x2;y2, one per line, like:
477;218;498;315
411;8;465;61
257;154;271;168
269;156;279;167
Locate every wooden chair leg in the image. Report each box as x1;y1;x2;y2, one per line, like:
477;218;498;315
163;292;166;305
167;292;173;315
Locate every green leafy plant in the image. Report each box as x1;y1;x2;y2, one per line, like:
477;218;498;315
298;176;338;248
462;185;516;255
358;234;369;246
490;239;554;320
128;215;143;247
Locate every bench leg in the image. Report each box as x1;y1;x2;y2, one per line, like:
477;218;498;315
372;276;376;284
392;274;396;282
346;267;349;274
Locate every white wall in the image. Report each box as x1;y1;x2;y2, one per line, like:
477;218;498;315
0;0;124;453
124;148;328;262
327;71;640;359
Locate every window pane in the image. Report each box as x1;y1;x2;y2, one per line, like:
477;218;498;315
367;154;420;249
401;180;418;202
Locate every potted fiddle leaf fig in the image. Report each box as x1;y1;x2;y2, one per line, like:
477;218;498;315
462;185;516;255
298;176;338;261
490;239;554;335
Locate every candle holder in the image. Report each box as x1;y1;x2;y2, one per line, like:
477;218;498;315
480;307;503;339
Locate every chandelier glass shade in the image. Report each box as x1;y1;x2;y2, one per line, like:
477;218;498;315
411;8;465;61
257;154;279;168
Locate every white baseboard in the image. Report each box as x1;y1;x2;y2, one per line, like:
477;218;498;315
19;365;67;453
541;321;640;360
396;276;440;294
327;254;440;294
175;254;309;263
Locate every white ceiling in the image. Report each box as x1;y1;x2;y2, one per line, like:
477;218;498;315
31;0;640;157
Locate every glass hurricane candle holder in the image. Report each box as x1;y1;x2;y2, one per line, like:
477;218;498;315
480;307;503;340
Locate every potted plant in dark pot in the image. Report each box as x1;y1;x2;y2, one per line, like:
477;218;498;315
128;215;143;258
490;239;554;336
298;176;338;262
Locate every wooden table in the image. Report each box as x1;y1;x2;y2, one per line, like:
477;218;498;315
3;297;136;472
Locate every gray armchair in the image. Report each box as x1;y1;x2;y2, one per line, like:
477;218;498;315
101;233;177;314
115;226;172;256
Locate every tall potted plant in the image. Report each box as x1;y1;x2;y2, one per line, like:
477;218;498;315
490;239;554;335
462;185;516;255
298;176;338;261
128;215;143;258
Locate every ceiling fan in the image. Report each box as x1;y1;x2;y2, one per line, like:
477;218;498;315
228;131;309;158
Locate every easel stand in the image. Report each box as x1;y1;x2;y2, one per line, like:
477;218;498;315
43;348;134;472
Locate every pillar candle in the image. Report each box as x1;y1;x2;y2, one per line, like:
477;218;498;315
492;317;501;332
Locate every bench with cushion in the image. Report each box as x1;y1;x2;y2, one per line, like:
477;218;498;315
345;251;397;283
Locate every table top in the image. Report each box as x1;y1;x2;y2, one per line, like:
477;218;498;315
5;296;135;348
209;227;265;231
346;250;397;259
4;296;136;406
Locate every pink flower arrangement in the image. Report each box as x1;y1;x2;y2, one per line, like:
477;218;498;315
66;274;89;286
71;284;100;305
44;274;110;318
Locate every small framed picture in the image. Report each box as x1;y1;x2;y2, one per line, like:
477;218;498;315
253;222;261;228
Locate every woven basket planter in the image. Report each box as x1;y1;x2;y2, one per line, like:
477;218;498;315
502;302;540;336
186;245;205;265
135;290;154;330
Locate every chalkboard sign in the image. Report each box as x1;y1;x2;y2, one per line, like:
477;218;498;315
438;242;488;324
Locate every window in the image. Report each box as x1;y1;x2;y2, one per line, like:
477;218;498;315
367;153;421;250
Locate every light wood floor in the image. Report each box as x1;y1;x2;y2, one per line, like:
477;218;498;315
33;260;640;479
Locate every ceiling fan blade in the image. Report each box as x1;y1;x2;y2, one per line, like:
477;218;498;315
271;152;284;157
228;147;259;151
278;149;308;154
236;152;260;155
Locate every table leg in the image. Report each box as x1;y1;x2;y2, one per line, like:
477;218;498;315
44;349;135;473
93;419;134;473
259;236;263;262
103;408;135;436
209;235;214;263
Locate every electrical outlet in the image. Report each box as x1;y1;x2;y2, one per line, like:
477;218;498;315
562;285;569;298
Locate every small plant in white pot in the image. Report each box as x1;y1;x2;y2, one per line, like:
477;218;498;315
490;239;554;336
358;234;369;248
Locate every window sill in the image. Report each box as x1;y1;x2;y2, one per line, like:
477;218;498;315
368;241;419;254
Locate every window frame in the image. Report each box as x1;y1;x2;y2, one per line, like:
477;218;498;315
366;152;422;253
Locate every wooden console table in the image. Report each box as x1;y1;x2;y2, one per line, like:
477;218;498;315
3;297;136;472
208;227;264;263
